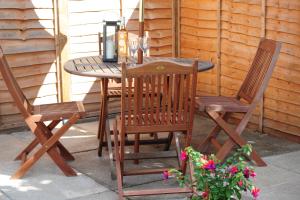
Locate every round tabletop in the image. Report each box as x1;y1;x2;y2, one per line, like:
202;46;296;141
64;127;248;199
64;56;214;79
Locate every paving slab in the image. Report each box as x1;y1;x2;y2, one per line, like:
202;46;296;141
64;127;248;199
253;164;300;192
70;149;178;190
0;191;10;200
258;179;300;200
0;132;109;200
263;151;300;174
70;190;118;200
1;114;300;200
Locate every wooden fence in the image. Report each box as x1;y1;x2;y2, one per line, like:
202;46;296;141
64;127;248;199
180;0;300;139
0;0;299;141
0;0;58;129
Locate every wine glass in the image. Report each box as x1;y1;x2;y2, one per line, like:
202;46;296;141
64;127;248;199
128;38;139;66
139;36;150;57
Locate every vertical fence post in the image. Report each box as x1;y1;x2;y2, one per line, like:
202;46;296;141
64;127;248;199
54;0;70;102
259;0;266;133
172;0;180;57
216;0;221;96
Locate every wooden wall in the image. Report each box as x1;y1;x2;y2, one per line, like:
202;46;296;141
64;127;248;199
67;0;121;114
68;0;173;114
264;0;300;137
0;0;57;129
221;0;262;127
180;0;300;138
180;0;218;96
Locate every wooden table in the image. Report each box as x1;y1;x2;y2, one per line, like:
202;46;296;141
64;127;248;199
64;55;214;156
64;56;214;79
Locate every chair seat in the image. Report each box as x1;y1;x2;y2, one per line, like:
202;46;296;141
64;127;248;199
195;96;249;113
31;101;86;122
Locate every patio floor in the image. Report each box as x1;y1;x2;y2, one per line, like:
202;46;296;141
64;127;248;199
0;114;300;200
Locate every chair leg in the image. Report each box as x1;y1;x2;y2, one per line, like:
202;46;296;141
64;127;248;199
39;121;75;161
14;138;39;160
106;119;116;180
134;133;140;164
113;120;124;200
15;120;62;161
197;113;229;153
98;78;109;157
174;132;182;167
207;111;267;167
11;115;79;179
217;139;266;166
98;98;105;156
198;125;222;152
164;132;173;151
181;131;192;175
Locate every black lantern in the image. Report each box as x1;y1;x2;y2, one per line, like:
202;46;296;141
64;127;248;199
102;21;119;62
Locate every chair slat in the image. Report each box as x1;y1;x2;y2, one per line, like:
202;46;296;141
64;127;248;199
127;77;132;126
173;74;180;124
238;40;279;103
133;77;138;126
183;74;190;124
178;74;185;123
144;76;150;125
150;75;155;125
161;75;168;124
167;74;173;124
156;75;161;124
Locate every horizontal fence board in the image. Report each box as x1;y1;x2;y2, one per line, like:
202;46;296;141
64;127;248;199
0;9;54;20
0;20;54;30
0;1;57;129
0;0;53;9
0;73;57;91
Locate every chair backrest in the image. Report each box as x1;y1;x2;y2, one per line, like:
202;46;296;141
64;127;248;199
121;61;198;133
237;38;281;103
0;46;32;118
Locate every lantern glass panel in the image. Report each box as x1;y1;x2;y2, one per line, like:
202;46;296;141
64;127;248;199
103;21;119;62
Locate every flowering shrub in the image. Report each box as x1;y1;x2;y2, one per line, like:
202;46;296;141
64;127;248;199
165;145;260;200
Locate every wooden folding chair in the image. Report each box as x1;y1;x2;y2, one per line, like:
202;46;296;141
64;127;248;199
197;38;281;166
0;47;86;179
112;60;198;199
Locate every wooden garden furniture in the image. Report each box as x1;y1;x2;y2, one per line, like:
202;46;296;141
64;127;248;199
112;61;198;199
196;38;281;166
64;56;214;160
0;47;86;179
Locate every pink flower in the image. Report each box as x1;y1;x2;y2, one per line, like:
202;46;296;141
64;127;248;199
162;170;169;180
201;191;208;198
238;180;243;187
203;160;216;171
230;166;238;175
250;171;256;178
243;167;250;178
244;167;256;178
180;151;187;161
251;187;260;199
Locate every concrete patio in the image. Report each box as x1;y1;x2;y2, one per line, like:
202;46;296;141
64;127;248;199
0;115;299;200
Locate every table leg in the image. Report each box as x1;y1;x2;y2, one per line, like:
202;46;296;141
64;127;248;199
98;78;109;157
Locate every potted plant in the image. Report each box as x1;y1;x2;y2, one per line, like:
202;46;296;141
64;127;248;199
164;145;260;200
